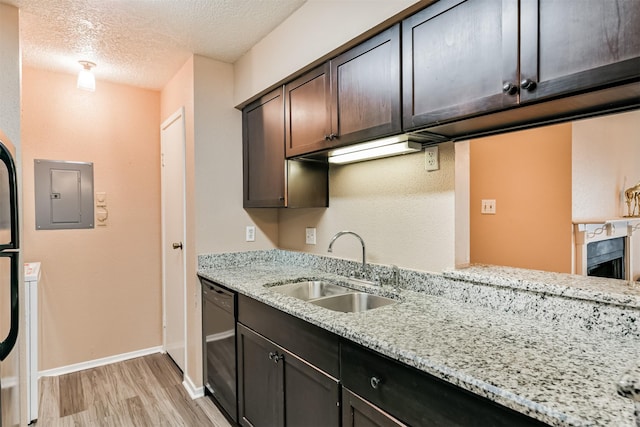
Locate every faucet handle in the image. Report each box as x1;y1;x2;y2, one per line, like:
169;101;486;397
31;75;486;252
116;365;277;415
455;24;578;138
349;269;365;280
380;265;401;290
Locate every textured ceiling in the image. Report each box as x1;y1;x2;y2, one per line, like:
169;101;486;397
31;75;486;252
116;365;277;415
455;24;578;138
5;0;307;90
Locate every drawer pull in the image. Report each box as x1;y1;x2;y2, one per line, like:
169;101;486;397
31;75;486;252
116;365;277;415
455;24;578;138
370;376;381;389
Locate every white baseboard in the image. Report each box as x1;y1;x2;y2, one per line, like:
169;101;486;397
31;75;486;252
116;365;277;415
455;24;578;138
38;346;164;378
183;374;205;399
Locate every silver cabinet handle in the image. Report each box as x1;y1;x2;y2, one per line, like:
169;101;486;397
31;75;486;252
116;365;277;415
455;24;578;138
268;351;282;363
370;376;381;389
172;242;183;250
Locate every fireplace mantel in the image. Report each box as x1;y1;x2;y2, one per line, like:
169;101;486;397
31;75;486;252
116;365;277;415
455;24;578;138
573;218;640;280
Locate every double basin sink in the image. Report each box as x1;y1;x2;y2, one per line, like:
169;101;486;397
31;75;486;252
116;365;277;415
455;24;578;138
268;280;396;313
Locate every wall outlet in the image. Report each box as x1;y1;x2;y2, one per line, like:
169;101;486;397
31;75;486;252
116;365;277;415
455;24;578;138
245;225;256;242
305;227;317;245
425;146;439;171
481;199;496;214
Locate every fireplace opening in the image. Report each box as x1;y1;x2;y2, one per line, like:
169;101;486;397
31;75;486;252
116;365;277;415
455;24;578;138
586;237;625;280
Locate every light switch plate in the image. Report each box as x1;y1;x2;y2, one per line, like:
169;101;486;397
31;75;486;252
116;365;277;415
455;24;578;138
481;199;496;214
96;192;107;207
305;227;316;245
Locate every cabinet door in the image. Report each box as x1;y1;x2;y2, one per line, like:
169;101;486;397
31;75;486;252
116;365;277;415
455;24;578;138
330;24;401;147
237;324;284;427
341;341;548;427
402;0;519;130
283;349;340;427
285;64;331;157
243;88;285;208
520;0;640;103
342;388;406;427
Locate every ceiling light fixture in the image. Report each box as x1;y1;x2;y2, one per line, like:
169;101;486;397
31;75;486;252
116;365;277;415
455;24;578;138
77;60;96;92
327;134;425;165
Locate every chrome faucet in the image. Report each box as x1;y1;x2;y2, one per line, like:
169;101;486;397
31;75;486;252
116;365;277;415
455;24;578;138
328;231;367;278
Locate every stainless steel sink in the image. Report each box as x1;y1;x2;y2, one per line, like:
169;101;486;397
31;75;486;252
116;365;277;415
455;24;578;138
269;280;352;301
308;292;396;313
269;280;397;312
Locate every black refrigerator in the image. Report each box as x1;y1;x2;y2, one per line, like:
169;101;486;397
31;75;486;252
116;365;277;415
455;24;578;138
0;138;20;427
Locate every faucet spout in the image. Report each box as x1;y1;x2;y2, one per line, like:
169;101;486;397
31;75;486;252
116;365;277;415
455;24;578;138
328;231;366;278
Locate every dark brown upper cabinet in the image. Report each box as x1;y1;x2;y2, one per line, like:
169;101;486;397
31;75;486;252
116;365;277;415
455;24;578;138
403;0;519;131
284;64;331;157
243;88;286;208
330;24;401;147
403;0;640;132
285;24;401;158
402;0;518;129
243;88;328;208
519;0;640;103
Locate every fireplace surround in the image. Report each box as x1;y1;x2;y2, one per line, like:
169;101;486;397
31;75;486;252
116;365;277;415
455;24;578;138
574;219;639;281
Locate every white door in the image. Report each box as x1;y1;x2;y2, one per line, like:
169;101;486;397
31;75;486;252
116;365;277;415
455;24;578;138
161;108;186;371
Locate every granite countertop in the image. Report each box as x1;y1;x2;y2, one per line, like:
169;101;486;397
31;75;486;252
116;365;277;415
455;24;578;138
198;259;639;427
444;264;640;308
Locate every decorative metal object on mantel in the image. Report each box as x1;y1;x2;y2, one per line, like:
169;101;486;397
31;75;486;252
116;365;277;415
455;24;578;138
624;182;640;217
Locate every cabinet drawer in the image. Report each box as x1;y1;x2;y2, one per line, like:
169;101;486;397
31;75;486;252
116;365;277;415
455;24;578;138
340;340;549;427
238;295;340;378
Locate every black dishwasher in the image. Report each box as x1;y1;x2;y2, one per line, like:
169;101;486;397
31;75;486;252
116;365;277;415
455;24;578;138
201;278;237;422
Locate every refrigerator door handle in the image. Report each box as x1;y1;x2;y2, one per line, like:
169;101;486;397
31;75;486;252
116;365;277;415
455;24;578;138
0;252;19;361
0;140;19;250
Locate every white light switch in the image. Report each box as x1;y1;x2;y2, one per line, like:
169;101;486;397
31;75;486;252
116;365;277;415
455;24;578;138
246;225;256;242
481;199;496;214
96;207;108;226
96;192;107;207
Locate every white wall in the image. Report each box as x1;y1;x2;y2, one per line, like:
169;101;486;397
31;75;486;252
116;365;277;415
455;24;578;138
572;109;640;280
279;143;456;273
572;110;640;220
193;56;279;254
233;0;421;105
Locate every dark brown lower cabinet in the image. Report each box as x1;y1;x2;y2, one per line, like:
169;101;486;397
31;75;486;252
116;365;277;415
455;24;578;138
234;295;548;426
341;341;550;427
237;323;340;427
342;388;406;427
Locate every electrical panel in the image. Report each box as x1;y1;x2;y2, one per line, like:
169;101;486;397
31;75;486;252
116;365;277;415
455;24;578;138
34;159;94;230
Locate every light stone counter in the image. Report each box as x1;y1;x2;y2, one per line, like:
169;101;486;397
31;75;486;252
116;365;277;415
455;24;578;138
443;264;640;309
197;250;639;427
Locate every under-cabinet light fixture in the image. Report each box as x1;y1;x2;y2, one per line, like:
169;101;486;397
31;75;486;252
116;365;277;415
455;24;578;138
328;135;423;164
77;61;96;92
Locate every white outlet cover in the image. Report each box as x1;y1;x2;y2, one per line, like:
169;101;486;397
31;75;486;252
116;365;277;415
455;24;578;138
246;225;256;242
305;227;316;245
425;146;439;171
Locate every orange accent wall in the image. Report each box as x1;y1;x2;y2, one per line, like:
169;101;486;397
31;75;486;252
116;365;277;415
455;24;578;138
469;124;572;273
22;67;162;370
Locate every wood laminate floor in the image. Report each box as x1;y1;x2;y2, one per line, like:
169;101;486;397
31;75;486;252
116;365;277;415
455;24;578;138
37;353;233;426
